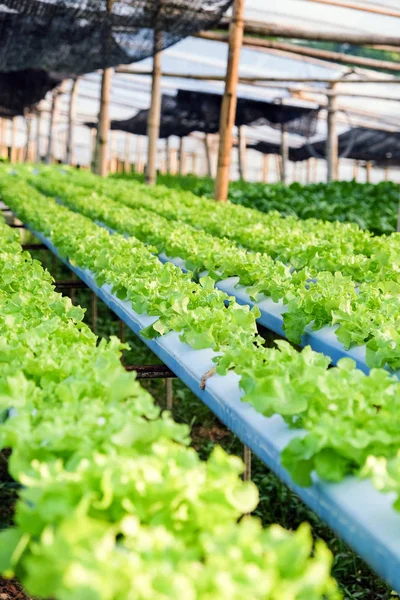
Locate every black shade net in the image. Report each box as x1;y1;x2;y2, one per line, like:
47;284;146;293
249;141;300;161
293;127;400;164
0;1;233;75
103;89;320;138
0;69;62;118
176;90;321;137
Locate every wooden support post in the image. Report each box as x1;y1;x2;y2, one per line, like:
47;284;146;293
352;160;359;181
165;378;173;411
262;154;269;183
146;31;162;185
243;445;251;481
46;92;57;164
179;137;185;176
384;166;390;182
90;128;96;169
204;133;212;177
24;116;32;162
109;130;117;173
91;292;98;334
366;161;372;183
10;118;17;163
35;112;42;162
326;83;338;182
66;78;79;165
165;137;171;173
0;119;6;158
95;67;112;176
191;152;198;175
135;135;142;173
214;0;245;200
306;159;312;184
123;134;131;173
237;125;247;180
280;124;288;184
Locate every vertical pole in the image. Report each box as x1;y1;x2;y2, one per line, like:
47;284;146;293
66;78;79;165
10;118;17;163
214;0;245;201
146;31;162;185
384;165;390;181
95;67;112;176
136;135;143;173
46;88;62;164
91;292;98;334
280;123;288;184
24;116;32;162
313;158;318;182
262;154;269;183
204;133;212;177
90;128;97;168
178;137;185;175
165;137;171;173
1;119;7;158
191;152;197;175
36;112;42;162
237;125;247;180
352;160;359;180
243;445;251;481
366;160;372;183
124;133;131;173
306;158;311;184
326;83;338;182
165;378;173;411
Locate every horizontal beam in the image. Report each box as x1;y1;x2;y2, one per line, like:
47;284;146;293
306;0;400;19
199;31;400;73
115;67;400;85
124;364;176;379
216;17;400;47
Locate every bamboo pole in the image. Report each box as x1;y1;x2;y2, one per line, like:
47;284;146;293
214;0;244;201
178;137;185;176
35;112;42;162
46;89;63;164
198;31;400;73
280;124;288;184
384;166;390;182
136;135;143;173
191;152;198;175
306;0;400;18
306;159;312;184
213;16;400;47
262;154;269;183
204;133;212;177
95;67;112;176
124;133;131;173
165;137;171;173
366;161;372;183
326;84;338;182
237;125;247;180
66;78;79;165
146;31;162;185
116;67;400;85
24;116;32;162
352;160;359;180
10;118;17;163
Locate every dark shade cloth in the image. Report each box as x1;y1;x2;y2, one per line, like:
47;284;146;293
293;127;400;164
0;69;62;118
0;1;233;75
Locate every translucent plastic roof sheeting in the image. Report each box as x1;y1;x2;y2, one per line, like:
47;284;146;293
0;69;62;118
244;0;400;37
293;127;400;164
0;0;233;74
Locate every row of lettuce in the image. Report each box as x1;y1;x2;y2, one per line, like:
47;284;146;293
25;167;400;372
1;169;400;512
0;214;340;599
123;173;399;236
